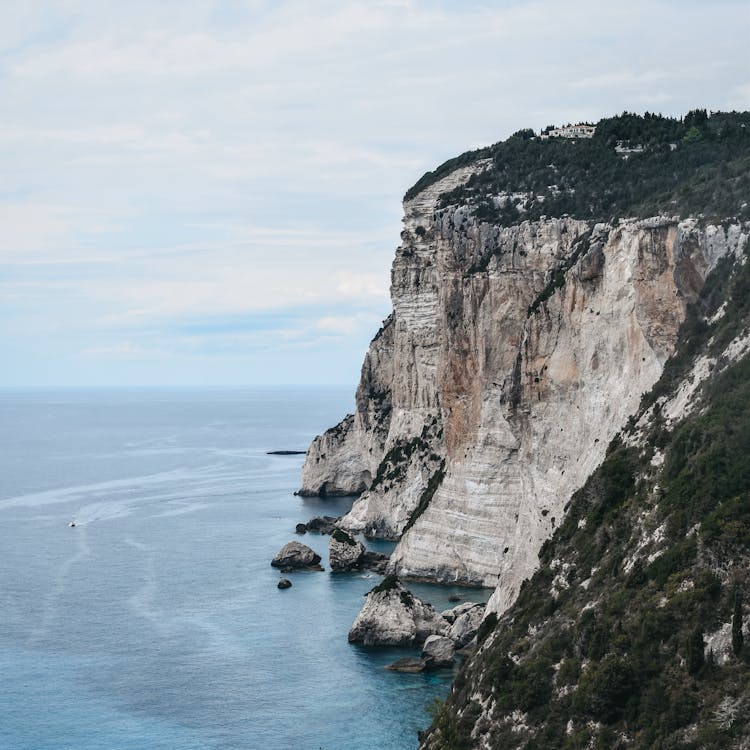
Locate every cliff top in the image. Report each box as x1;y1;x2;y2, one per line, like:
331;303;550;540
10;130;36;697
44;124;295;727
405;110;750;226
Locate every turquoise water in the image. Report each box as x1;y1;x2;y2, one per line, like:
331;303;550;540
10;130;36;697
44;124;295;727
0;388;487;750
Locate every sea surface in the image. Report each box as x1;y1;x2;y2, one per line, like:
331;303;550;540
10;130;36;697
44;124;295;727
0;387;489;750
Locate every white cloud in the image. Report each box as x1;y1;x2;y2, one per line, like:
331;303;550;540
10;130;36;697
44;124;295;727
1;0;747;384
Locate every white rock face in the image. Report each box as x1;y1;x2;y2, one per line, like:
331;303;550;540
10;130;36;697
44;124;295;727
422;635;456;667
300;158;749;617
347;579;447;646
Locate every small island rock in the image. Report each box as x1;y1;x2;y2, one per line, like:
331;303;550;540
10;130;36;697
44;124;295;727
277;578;292;589
348;576;447;646
271;541;323;571
329;528;366;571
295;523;307;534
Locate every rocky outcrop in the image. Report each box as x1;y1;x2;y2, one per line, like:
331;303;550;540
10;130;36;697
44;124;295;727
270;541;323;571
301;155;747;612
329;529;389;573
422;635;456;668
348;577;447;646
304;516;339;534
329;529;367;571
445;603;486;648
277;578;292;589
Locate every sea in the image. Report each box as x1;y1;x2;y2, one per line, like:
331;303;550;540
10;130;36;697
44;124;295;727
0;387;489;750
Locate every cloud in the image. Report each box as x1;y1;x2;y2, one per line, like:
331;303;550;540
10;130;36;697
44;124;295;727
1;0;747;384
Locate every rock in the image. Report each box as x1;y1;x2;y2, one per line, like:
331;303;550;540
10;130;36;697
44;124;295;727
448;603;486;648
271;541;322;571
386;657;427;673
348;576;447;646
277;578;292;589
304;516;339;534
329;528;366;571
295;523;307;534
448;594;461;603
267;450;306;455
422;635;455;668
361;549;389;574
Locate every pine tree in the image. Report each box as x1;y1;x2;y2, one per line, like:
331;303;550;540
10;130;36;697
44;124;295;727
686;626;705;675
732;589;744;657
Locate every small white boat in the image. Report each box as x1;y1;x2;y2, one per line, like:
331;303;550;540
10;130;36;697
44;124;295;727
68;521;76;527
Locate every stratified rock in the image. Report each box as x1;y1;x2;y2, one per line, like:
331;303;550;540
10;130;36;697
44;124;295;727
422;635;455;668
386;657;427;673
348;576;447;646
271;541;322;571
299;157;742;613
277;578;292;589
329;528;366;571
295;523;307;534
448;603;486;648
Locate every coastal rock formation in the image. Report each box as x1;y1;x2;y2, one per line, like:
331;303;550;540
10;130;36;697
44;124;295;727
329;529;366;571
270;541;323;571
446;603;486;648
422;635;456;668
348;577;447;646
277;578;292;589
301;159;744;612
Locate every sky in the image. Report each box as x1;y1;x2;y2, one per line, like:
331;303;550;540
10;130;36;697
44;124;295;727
1;0;748;386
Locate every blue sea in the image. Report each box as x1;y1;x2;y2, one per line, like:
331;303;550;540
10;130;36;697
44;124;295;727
0;387;488;750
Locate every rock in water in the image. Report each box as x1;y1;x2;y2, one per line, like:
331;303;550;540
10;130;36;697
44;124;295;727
347;576;447;646
271;541;322;571
329;528;366;571
277;578;292;589
295;523;307;534
304;516;339;534
421;635;455;668
386;657;427;673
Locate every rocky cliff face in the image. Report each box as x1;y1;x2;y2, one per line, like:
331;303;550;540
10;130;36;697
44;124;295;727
300;153;745;611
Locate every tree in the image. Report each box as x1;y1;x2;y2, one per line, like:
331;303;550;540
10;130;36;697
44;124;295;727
686;626;705;675
732;589;744;656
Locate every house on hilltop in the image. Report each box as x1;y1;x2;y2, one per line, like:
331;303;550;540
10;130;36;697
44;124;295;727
540;123;596;139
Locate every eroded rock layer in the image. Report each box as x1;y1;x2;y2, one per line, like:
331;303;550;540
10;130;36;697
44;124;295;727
300;159;746;612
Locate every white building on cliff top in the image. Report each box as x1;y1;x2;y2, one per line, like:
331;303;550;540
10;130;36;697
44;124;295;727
540;124;596;139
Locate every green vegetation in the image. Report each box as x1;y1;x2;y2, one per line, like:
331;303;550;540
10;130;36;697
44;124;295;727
401;460;446;535
331;528;356;546
406;111;750;227
369;574;400;595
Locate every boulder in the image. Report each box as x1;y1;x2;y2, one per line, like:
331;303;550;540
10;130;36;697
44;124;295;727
422;635;455;668
271;541;323;571
305;516;339;534
448;603;486;648
329;528;367;571
386;657;427;673
295;523;307;534
448;594;462;603
277;578;292;589
348;576;447;646
360;549;389;574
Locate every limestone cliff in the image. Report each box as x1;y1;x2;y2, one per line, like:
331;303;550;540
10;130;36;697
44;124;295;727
299;113;749;615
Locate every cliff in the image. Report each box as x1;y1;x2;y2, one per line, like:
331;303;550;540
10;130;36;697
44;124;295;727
420;224;750;749
300;111;749;615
